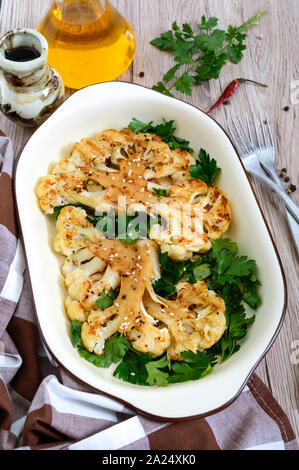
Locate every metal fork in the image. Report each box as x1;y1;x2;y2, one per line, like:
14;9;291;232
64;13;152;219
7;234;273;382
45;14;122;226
227;113;299;253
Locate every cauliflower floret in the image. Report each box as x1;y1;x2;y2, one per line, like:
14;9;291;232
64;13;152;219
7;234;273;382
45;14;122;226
81;308;120;355
201;186;231;239
36;171;84;214
54;206;100;256
143;281;226;360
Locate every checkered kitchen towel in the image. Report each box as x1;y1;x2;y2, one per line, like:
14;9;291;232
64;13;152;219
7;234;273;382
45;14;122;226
0;134;297;451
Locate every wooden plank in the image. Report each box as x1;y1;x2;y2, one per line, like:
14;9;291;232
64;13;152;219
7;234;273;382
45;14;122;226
0;0;298;444
208;0;299;441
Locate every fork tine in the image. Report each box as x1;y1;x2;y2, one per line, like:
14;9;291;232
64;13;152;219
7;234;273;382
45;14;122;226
237;114;254;150
264;110;274;146
259;111;267;147
227;121;243;156
246;113;254;146
231;118;249;153
252;112;261;148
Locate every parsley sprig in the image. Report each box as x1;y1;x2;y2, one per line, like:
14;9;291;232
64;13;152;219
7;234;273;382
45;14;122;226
79;334;131;368
71;323;214;386
128;117;193;153
150;11;266;97
190;148;221;184
113;349;214;386
96;288;118;310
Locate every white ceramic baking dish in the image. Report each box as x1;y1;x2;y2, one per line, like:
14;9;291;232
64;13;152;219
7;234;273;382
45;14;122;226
14;82;286;420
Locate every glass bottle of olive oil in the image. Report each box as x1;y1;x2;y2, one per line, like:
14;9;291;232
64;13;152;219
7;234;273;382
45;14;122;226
37;0;136;89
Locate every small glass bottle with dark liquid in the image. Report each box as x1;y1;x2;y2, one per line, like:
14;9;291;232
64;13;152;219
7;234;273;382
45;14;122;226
0;28;64;127
37;0;136;89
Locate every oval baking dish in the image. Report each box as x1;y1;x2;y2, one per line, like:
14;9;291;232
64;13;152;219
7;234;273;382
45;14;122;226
14;82;286;420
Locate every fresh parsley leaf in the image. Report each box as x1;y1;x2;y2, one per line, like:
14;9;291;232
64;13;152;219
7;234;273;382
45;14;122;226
150;30;175;51
113;350;152;385
96;288;117;310
190;148;221;184
152;277;177;299
242;279;262;309
153;252;212;295
168;350;212;383
183;257;211;283
160;252;187;283
174;72;194;95
71;320;83;348
192;263;212;281
182;23;193;36
197;29;226;52
127;118;154;132
228;43;247;64
53;203;95;221
217;249;234;277
151;11;266;97
146;355;170;386
225;256;256;277
153;188;167;197
127;117;193;153
212;283;256;362
153;252;189;298
163;64;181;83
79;334;130;368
217;250;256;283
152;81;175;97
210;238;239;257
181;349;211;368
198;16;218;31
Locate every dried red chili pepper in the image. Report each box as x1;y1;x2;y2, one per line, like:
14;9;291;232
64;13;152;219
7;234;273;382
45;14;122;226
207;78;268;114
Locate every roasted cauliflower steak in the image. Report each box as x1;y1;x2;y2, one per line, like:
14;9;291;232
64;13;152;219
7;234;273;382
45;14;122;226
36;128;231;260
52;206;226;360
36;127;232;362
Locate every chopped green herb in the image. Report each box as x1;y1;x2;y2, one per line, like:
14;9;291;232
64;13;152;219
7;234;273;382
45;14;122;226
128;118;193;153
217;249;257;283
190;148;221;184
152;277;177;299
153;188;167;197
79;334;130;368
210;238;239;257
210;283;255;362
150;11;266;97
96;288;118;310
192;263;212;282
146;355;170;386
113;350;152;385
168;350;212;383
71;320;83;348
242;278;262;309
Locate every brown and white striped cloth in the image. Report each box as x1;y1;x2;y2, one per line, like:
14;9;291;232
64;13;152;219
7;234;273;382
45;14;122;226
0;134;297;451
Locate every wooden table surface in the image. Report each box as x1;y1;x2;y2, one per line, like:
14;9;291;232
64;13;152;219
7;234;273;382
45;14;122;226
1;0;298;444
